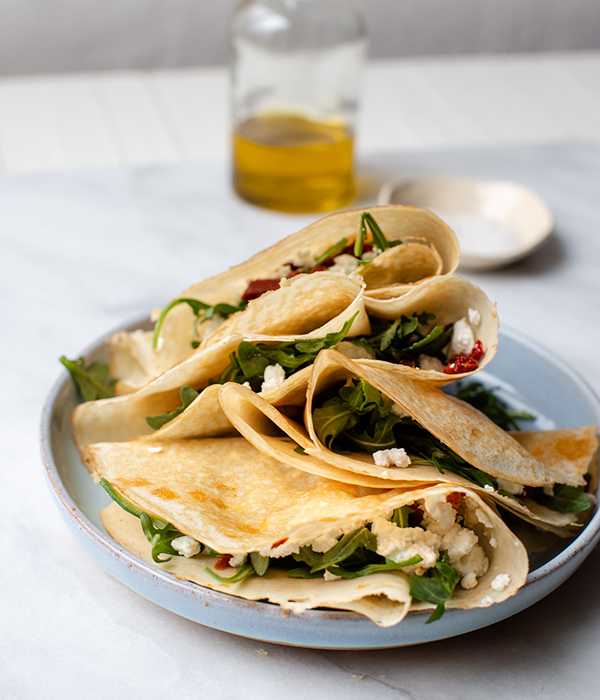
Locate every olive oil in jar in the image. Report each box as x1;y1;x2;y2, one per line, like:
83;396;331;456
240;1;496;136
233;114;354;213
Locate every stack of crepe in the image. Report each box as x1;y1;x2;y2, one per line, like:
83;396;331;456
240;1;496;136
70;205;598;628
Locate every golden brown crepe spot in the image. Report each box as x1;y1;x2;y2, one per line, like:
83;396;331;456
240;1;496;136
554;437;591;461
122;477;150;488
153;487;178;501
189;489;230;511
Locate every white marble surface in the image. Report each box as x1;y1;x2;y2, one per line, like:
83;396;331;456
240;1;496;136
3;143;600;698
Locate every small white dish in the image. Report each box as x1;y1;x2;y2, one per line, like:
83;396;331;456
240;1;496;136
378;176;554;271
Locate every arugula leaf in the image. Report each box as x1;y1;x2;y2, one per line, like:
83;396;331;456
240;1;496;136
250;552;270;577
153;297;247;349
454;382;535;431
218;313;357;389
60;356;116;401
530;483;593;513
100;478;185;562
409;555;460;623
285;567;325;579
292;546;325;569
392;506;413;528
145;385;199;430
310;528;378;572
314;237;349;266
293;444;308;456
204;562;256;584
327;554;423;579
360;212;403;252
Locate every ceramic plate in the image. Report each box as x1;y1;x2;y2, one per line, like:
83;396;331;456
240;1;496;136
41;322;600;649
378;176;554;271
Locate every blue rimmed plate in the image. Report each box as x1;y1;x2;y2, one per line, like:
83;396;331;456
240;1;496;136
40;323;600;649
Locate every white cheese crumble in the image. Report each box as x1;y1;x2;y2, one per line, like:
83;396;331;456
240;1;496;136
323;570;342;582
348;271;364;285
273;264;293;279
291;250;315;269
491;573;511;592
242;381;251;389
373;448;411;468
371;518;440;569
481;596;494;606
147;445;164;453
360;246;382;261
260;363;286;393
483;484;495;493
543;484;555;496
336;341;375;360
417;354;445;372
229;553;248;568
391;402;410;418
171;536;201;558
489;537;498;549
448;317;475;357
496;479;524;496
328;254;360;275
468;308;481;327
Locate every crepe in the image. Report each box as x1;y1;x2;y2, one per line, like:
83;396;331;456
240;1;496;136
91;438;527;626
110;205;460;389
73;272;498;472
214;355;597;532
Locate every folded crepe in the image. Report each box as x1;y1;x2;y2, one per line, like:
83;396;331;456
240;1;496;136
110;205;460;389
73;272;498;471
215;354;597;533
91;437;527;627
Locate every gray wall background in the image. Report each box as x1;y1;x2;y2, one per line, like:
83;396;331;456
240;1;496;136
1;0;599;76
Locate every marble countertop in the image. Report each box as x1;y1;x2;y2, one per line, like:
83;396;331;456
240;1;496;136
2;140;600;698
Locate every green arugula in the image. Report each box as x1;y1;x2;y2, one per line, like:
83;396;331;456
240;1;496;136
409;552;460;623
354;212;403;257
216;313;357;390
100;478;186;562
454;382;535;431
313;237;349;266
146;385;199;430
351;312;453;365
529;483;593;514
153;297;247;350
60;356;116;401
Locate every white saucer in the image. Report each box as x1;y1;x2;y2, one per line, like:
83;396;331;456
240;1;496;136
378;176;554;270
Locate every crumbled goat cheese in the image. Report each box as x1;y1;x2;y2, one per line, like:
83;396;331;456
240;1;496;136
292;250;315;269
373;448;411;468
448;317;475;357
360;246;382;262
496;478;524;496
468;308;481;327
171;536;201;558
323;570;342;582
273;264;293;279
481;596;494;606
242;381;251;389
336;341;375;360
260;363;286;393
417;354;445;372
543;484;555;496
310;532;340;553
483;484;495;493
491;573;511;592
328;254;360;275
229;553;248;568
422;494;457;535
371;518;440;569
391;402;410;418
461;572;478;590
452;544;489;581
147;445;164;454
278;277;291;288
441;523;480;561
489;537;498;549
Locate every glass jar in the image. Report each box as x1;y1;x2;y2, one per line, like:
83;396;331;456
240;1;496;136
230;0;368;213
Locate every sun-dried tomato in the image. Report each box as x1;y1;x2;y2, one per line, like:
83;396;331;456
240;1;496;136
400;359;416;368
215;555;232;570
241;278;282;301
446;492;464;508
271;538;288;549
444;340;486;374
470;340;484;361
